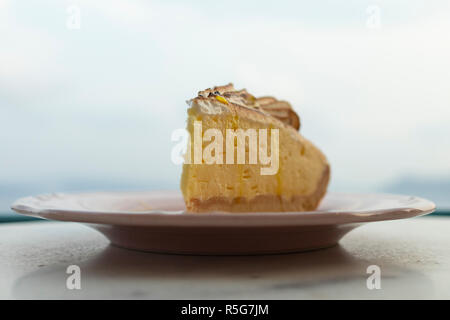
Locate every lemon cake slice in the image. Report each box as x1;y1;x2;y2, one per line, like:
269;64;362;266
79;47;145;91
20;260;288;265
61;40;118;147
180;83;330;213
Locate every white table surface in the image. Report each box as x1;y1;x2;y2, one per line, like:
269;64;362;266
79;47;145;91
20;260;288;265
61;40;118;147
0;216;449;299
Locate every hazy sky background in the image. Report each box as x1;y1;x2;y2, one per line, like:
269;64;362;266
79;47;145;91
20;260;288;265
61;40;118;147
1;0;450;210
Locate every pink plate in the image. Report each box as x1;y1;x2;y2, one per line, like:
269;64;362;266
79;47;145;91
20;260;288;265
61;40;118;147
11;191;435;255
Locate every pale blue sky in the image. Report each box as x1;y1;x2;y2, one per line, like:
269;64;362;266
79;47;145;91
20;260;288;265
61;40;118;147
1;0;450;209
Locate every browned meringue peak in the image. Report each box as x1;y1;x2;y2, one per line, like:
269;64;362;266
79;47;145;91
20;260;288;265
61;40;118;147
196;83;300;131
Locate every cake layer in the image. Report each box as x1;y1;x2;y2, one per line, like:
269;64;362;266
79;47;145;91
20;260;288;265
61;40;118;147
185;165;330;213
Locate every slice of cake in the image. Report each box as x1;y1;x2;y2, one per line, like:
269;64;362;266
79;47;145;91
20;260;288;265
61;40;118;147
180;83;330;213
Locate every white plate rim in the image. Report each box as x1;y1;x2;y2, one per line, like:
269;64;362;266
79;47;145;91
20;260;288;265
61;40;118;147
11;191;436;227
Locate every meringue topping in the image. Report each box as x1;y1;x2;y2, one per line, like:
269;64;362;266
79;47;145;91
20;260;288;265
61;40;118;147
194;83;300;130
